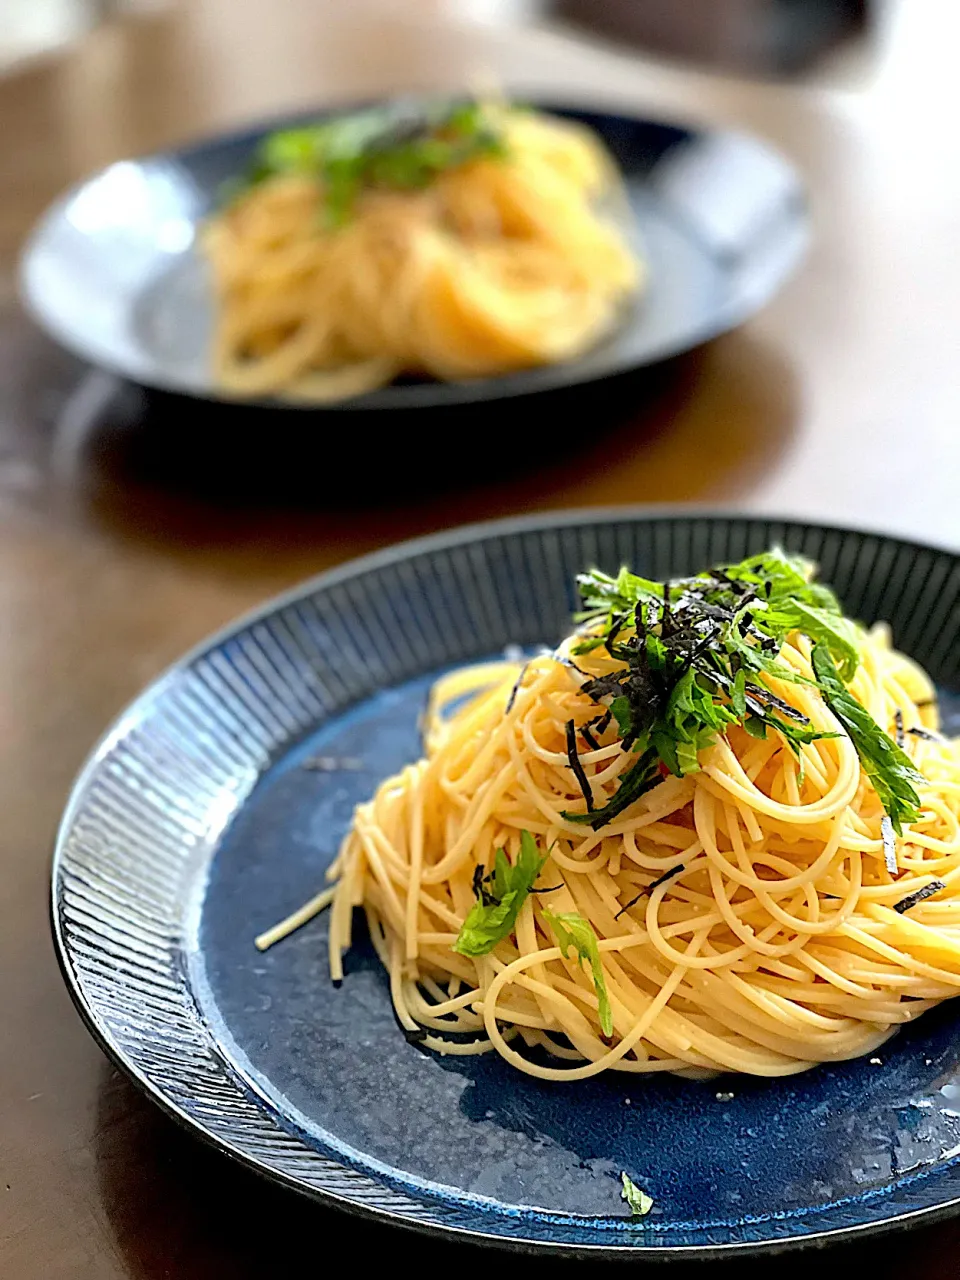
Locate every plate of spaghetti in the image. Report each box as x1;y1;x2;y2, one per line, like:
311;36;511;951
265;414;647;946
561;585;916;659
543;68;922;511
21;98;807;410
52;511;960;1257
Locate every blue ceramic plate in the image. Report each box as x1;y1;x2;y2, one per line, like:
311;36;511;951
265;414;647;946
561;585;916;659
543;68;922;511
20;101;807;411
51;511;960;1258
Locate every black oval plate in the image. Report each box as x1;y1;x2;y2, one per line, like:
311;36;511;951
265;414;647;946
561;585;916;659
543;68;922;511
20;101;808;410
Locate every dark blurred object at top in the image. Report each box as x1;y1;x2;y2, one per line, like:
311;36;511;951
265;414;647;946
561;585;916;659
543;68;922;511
552;0;870;75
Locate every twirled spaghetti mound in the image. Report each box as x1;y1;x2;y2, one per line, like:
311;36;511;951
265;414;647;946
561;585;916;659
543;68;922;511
203;101;641;400
262;552;960;1080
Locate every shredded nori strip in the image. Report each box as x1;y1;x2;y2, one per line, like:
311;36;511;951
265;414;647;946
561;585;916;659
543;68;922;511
564;749;662;829
528;884;563;895
615;863;685;919
647;862;688;893
614;890;644;919
908;726;943;742
576;710;614;753
581;671;629;702
505;661;529;715
881;814;898;876
741;684;808;722
605;613;627;648
892;879;946;914
471;862;498;907
895;709;904;748
565;719;595;811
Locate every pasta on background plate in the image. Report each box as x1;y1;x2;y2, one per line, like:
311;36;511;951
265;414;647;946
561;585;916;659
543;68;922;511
203;99;642;401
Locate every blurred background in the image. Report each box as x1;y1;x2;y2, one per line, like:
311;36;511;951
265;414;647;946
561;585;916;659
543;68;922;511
0;0;872;75
2;0;955;559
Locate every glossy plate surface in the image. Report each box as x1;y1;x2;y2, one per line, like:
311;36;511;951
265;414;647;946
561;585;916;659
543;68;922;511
21;103;807;410
52;511;960;1256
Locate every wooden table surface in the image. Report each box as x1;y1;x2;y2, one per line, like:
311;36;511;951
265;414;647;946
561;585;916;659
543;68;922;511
1;2;959;1276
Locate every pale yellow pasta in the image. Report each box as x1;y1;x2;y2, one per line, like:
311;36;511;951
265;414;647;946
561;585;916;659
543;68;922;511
259;621;960;1082
202;108;641;400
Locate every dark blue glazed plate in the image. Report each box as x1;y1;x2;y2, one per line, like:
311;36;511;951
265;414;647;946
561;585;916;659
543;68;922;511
51;511;960;1258
20;100;807;411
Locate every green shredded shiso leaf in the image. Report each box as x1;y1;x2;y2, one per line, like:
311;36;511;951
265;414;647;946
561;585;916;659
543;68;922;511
452;830;545;957
451;836;616;1038
544;911;613;1037
811;643;924;835
564;548;923;836
233;99;505;226
621;1172;653;1217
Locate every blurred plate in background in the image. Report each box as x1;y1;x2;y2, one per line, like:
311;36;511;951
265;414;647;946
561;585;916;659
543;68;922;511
20;101;808;411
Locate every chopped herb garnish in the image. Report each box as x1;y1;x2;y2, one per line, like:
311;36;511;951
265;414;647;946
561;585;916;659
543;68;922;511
561;551;932;837
236;99;504;225
563;550;853;828
452;830;545;957
893;880;946;914
545;911;613;1037
621;1172;653;1217
615;863;686;919
812;645;924;835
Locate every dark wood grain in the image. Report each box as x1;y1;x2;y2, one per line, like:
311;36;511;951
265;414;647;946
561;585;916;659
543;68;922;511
0;3;957;1276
